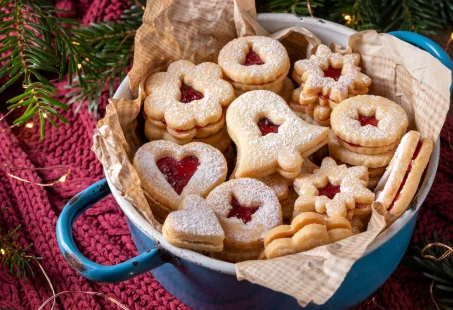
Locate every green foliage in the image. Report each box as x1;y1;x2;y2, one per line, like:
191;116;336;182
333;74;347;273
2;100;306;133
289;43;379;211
0;208;35;280
268;0;453;35
409;232;453;310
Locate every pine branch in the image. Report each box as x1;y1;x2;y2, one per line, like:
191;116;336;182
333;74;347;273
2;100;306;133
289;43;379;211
64;1;145;117
409;232;453;309
0;208;36;280
0;0;73;138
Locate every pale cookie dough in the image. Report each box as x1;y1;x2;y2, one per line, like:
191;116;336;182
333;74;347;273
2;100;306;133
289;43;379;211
144;60;235;131
134;141;227;212
226;90;329;179
330;95;408;147
218;36;290;85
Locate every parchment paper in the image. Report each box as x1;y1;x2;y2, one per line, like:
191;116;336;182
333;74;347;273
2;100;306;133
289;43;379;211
92;0;451;306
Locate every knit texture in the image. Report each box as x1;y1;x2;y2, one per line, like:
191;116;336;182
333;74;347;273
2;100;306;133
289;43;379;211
0;1;451;309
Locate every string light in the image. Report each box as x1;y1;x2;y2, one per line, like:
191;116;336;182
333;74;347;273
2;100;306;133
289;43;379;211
0;248;5;255
42;113;48;118
71;41;79;45
445;32;453;51
25;123;33;129
344;14;351;20
1;163;71;187
77;63;82;70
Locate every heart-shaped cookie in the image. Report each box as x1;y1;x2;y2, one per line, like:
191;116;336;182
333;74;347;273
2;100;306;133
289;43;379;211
134;141;228;213
226;90;329;179
162;195;225;252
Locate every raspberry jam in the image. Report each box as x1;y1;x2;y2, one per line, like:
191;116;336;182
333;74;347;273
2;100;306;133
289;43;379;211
388;141;422;211
317;182;341;199
227;196;260;224
156;156;200;195
323;66;342;81
358;114;379;127
160;118;167;125
317;92;329;100
243;50;265;66
257;118;279;136
180;83;204;103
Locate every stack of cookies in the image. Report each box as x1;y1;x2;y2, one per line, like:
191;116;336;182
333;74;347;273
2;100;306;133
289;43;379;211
144;60;236;166
290;44;371;127
218;36;293;103
328;95;409;189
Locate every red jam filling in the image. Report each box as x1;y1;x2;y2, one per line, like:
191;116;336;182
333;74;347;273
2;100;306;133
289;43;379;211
156;156;200;195
243;50;265;66
358;114;379;127
317;92;329;100
388;141;423;211
317;182;341;199
227;196;260;224
323;66;342;81
180;83;204;103
160;118;167;125
257;118;279;136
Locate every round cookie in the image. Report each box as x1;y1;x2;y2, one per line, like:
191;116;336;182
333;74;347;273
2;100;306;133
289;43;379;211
330;95;408;147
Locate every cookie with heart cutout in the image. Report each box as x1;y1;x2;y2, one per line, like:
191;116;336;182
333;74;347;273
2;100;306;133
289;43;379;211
144;60;235;132
226;90;329;179
133;141;228;216
205;178;282;254
374;131;434;216
293;157;374;218
162;195;225;252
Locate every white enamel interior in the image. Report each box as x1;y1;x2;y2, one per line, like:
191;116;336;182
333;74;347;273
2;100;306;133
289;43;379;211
106;13;440;276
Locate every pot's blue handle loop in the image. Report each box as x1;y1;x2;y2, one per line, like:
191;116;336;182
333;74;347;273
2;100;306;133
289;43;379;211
389;31;453;92
56;179;169;283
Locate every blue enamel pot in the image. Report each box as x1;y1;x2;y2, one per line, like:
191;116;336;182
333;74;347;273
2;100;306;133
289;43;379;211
56;14;451;309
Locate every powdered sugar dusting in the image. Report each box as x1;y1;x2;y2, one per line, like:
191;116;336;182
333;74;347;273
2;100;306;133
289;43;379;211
206;178;282;247
133;141;227;211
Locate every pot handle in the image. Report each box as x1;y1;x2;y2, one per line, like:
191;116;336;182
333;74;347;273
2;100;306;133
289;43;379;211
56;179;170;283
389;31;453;92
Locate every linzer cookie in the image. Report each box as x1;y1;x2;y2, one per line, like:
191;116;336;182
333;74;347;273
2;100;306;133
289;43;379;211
144;60;234;150
162;195;225;252
218;36;290;95
133;141;228;221
263;212;352;259
374;131;434;216
206;178;282;262
293;157;374;218
226;90;329;179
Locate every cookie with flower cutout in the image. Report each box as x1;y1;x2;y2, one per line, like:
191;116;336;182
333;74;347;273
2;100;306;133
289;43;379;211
293;157;375;218
133;141;228;217
374;131;434;216
206;178;282;261
144;60;235;134
330;95;408;149
218;36;290;93
293;44;371;103
163;195;225;252
263;212;352;259
226;90;329;179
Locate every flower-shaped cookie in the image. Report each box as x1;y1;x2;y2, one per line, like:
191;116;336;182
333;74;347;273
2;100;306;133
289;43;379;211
293;157;375;218
226;90;329;179
144;60;235;130
293;45;371;103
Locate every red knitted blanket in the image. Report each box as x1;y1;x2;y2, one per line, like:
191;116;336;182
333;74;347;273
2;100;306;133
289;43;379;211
0;1;451;309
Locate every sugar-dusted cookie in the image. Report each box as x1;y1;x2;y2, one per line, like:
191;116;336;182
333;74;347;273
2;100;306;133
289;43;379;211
258;173;291;201
330;95;408;148
328;131;395;168
163;195;225;252
293;157;374;218
280;187;298;222
374;131;434;216
226;90;329;179
144;60;235;131
293;45;371;103
206;178;282;252
134;141;228;214
263;212;352;259
218;36;290;85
